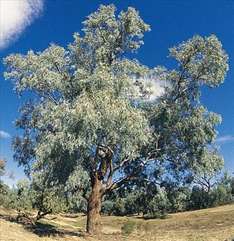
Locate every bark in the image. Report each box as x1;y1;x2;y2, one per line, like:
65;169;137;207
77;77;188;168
86;175;103;235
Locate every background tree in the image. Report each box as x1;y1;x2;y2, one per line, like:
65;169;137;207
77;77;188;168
0;183;11;207
30;172;68;222
0;159;5;177
0;159;7;202
4;4;228;235
64;166;90;213
192;149;224;193
14;179;33;214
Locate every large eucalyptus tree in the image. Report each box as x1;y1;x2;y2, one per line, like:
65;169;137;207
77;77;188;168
4;4;228;234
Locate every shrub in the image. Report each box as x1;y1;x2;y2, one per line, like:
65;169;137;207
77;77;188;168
144;188;170;219
113;198;126;216
102;200;114;215
121;220;136;236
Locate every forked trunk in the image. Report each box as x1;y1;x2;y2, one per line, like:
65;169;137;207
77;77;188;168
86;176;103;235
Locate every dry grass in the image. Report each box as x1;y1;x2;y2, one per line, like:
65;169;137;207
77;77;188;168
1;204;234;241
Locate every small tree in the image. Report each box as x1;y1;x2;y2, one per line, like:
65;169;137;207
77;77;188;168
192;149;224;193
0;160;6;196
0;159;5;177
145;188;170;219
64;166;90;213
15;179;33;212
0;182;11;207
30;172;68;221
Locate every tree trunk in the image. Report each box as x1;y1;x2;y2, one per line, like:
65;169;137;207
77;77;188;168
86;175;103;235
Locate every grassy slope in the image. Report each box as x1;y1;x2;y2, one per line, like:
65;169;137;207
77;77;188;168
1;204;234;241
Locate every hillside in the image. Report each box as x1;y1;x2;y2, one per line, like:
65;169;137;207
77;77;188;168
1;204;234;241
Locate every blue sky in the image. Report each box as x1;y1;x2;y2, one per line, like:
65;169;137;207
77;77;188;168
1;0;234;185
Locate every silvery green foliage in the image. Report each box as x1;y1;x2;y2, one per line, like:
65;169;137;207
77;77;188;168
195;149;224;175
146;35;228;181
4;5;229;197
15;179;33;211
145;187;170;218
4;5;151;189
170;35;228;87
30;172;68;216
65;166;90;212
192;149;224;192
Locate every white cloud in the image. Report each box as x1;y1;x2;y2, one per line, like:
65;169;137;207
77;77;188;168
131;75;167;102
216;135;234;144
0;0;44;49
136;68;169;102
0;130;11;139
143;77;167;101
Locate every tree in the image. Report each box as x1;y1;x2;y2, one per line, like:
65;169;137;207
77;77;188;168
102;186;143;216
14;179;33;212
145;187;170;219
64;166;90;213
0;159;6;195
4;4;228;234
192;149;224;193
0;159;5;177
30;172;68;222
5;5;151;234
0;182;11;207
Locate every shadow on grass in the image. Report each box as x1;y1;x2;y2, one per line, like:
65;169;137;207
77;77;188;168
0;213;17;222
0;213;84;238
135;215;169;220
27;221;83;238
